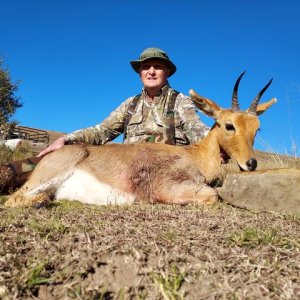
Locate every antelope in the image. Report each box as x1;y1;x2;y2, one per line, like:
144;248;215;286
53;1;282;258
4;72;276;208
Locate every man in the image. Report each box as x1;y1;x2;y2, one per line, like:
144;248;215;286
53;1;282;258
38;47;209;157
0;48;209;191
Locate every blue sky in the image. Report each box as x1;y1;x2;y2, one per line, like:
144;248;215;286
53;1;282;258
1;0;299;155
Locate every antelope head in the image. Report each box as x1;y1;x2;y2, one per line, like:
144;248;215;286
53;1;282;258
190;71;277;171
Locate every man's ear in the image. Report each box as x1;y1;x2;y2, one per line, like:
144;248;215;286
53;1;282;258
189;89;221;119
166;68;171;77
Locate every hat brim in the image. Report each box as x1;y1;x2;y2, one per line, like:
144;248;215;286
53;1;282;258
130;57;176;77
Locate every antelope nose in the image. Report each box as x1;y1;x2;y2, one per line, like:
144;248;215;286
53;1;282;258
246;158;257;171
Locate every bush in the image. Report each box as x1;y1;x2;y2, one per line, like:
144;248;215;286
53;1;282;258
0;143;33;164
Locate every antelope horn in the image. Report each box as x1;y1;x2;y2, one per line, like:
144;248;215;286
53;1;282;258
232;71;246;111
248;78;273;115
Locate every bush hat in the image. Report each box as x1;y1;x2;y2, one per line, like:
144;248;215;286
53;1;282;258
130;48;177;77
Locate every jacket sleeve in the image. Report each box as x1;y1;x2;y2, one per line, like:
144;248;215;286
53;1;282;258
64;97;133;145
175;93;210;144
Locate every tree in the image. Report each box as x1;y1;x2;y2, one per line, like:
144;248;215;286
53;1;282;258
0;59;22;138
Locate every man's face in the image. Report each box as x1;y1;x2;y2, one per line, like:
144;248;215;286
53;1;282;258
139;59;170;92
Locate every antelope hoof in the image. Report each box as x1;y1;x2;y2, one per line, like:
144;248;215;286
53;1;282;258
5;193;50;208
194;188;218;205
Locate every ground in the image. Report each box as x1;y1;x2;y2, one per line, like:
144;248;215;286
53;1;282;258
0;133;299;299
0;200;299;300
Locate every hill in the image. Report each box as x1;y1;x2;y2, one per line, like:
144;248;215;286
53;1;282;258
44;129;65;144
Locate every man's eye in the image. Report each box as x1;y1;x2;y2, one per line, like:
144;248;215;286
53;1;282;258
153;65;163;70
141;65;150;70
140;64;164;71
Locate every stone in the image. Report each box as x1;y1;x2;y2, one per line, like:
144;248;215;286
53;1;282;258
217;168;300;214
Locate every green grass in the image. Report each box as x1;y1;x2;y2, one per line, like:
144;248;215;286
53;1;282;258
152;265;186;300
226;227;278;248
225;226;299;249
24;261;53;287
26;217;70;239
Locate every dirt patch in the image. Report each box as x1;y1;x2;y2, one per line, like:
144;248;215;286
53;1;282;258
0;201;299;299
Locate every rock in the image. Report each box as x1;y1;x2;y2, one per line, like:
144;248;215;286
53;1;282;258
217;168;300;214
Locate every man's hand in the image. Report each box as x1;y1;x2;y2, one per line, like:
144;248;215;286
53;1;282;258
37;136;66;157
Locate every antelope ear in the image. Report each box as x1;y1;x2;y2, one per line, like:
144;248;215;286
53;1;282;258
247;98;277;116
189;89;221;119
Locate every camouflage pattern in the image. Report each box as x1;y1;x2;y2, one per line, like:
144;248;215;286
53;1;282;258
64;85;210;146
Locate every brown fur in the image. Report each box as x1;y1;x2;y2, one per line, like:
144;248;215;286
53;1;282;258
4;89;276;208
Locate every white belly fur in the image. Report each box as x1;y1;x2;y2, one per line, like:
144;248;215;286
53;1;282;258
55;169;136;205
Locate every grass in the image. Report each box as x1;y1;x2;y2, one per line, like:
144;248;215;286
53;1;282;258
152;265;186;300
0;142;34;164
24;261;53;287
26;217;70;239
0;145;300;299
0;201;299;299
226;227;279;248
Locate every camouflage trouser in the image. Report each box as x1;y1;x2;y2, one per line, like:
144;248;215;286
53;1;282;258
0;157;42;194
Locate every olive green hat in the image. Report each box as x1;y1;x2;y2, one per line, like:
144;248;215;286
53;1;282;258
130;47;177;76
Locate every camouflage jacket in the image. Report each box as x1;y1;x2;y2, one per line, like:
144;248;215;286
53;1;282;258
64;85;210;146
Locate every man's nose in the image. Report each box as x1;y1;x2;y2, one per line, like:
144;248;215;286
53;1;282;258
148;66;155;74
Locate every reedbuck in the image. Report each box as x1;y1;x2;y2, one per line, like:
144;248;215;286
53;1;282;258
5;72;276;208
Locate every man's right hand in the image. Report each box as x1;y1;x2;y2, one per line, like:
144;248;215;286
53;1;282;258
37;136;66;157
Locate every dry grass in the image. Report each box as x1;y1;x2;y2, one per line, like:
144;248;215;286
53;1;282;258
255;150;300;170
217;150;300;183
0;201;299;299
0;142;34;164
0;129;64;164
0;144;299;299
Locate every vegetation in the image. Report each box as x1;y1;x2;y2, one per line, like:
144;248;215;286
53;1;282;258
0;141;33;163
0;59;22;137
0;145;299;299
0;201;299;299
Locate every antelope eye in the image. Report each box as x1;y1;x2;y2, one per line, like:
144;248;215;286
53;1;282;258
225;123;235;131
